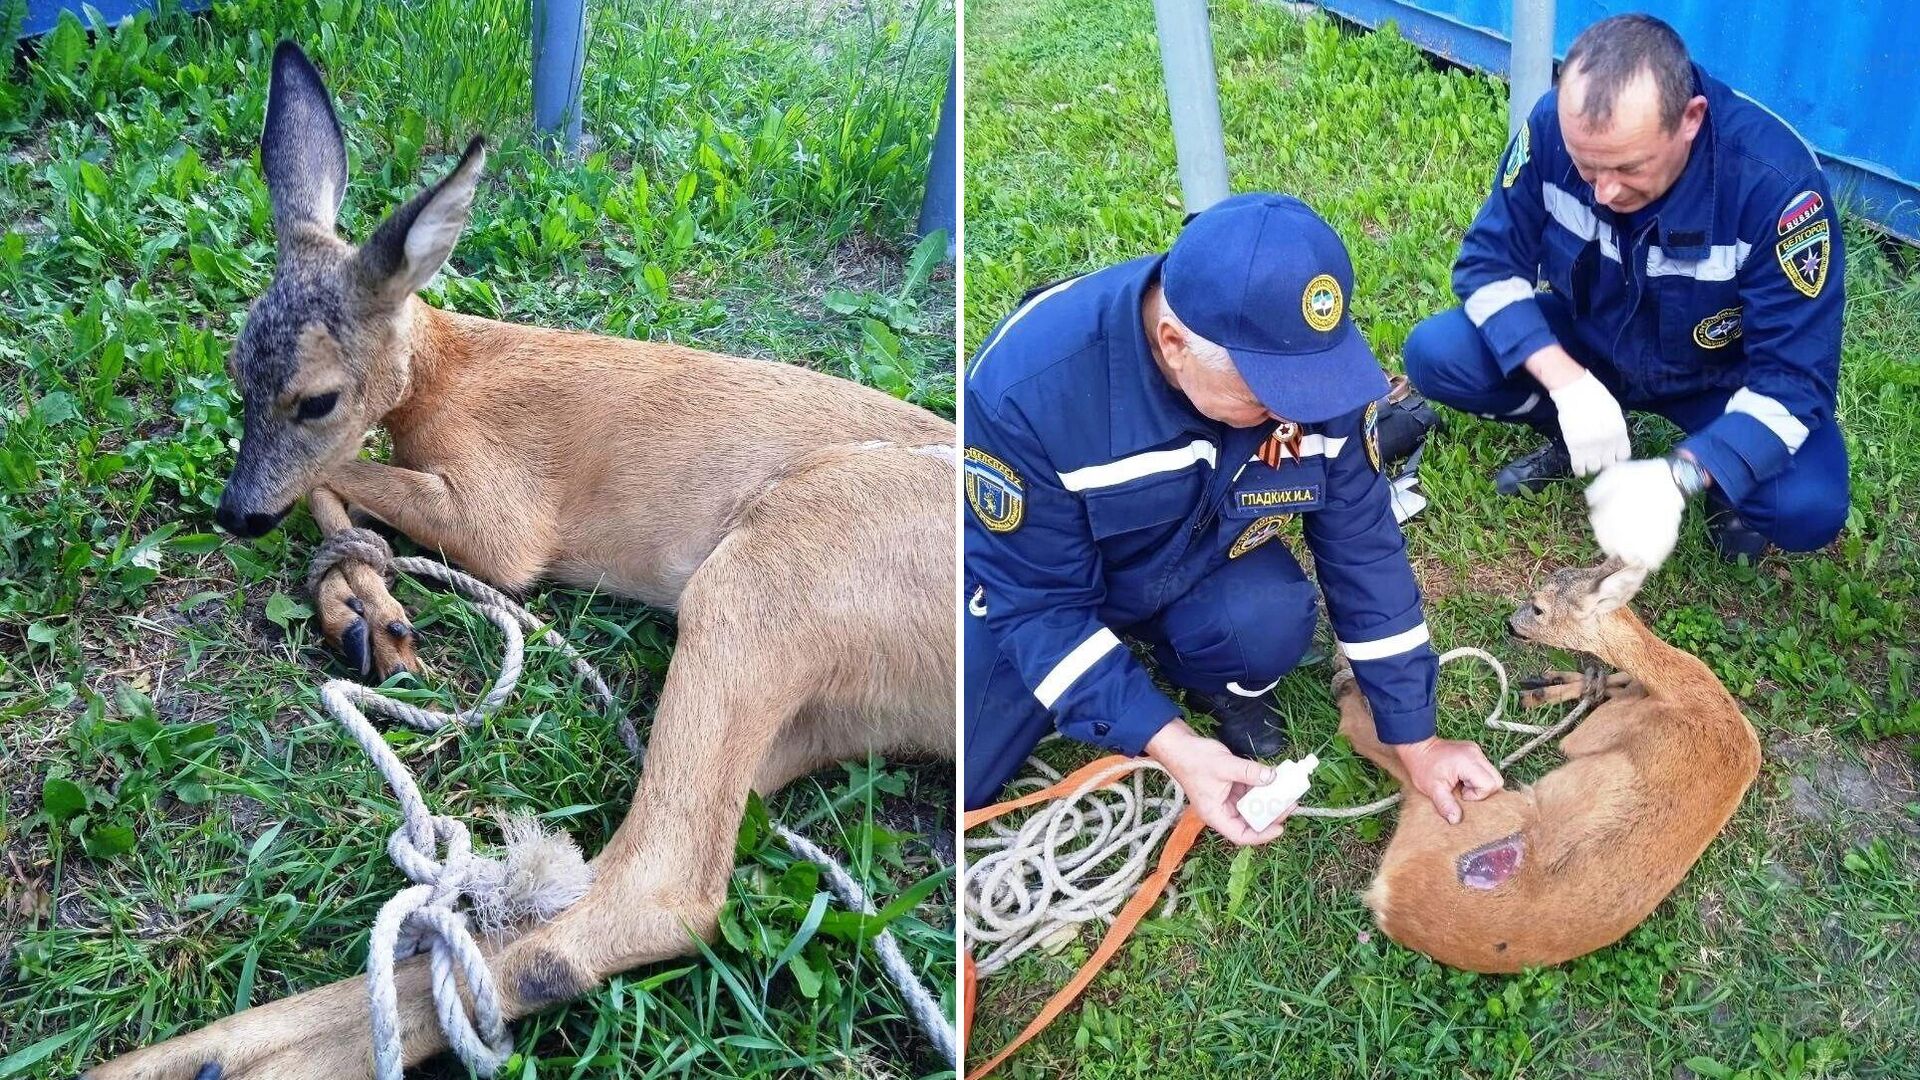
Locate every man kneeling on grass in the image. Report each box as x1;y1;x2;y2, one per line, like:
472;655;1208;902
1405;14;1848;572
962;194;1501;843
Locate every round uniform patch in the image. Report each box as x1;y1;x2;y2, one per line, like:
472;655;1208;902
964;447;1025;533
1229;514;1291;559
1363;400;1382;473
1302;273;1343;332
1692;307;1742;350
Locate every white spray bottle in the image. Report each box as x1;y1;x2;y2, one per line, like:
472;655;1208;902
1234;753;1319;832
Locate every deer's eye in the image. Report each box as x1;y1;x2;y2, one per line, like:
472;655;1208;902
295;391;340;422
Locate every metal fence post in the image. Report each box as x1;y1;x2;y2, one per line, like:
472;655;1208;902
1509;0;1555;137
917;58;957;257
533;0;588;156
1152;0;1231;213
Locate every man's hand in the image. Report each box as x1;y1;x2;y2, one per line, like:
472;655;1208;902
1546;372;1631;477
1393;737;1503;824
1146;719;1290;846
1526;346;1630;476
1587;457;1686;571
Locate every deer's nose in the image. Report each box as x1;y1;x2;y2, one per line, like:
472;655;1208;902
215;500;290;537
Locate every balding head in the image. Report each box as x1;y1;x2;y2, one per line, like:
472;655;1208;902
1561;14;1695;133
1555;15;1707;213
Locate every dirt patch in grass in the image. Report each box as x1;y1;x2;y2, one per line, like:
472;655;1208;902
1773;735;1920;832
1411;549;1556;605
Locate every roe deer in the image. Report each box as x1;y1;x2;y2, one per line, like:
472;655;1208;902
85;42;954;1080
1335;559;1760;973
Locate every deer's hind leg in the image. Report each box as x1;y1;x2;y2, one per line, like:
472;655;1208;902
486;448;953;1031
85;511;848;1080
1334;665;1414;787
495;528;835;1014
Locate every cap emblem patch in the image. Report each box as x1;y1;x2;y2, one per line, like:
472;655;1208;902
1302;273;1343;332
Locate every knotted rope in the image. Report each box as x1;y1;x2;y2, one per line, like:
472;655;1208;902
308;531;957;1077
963;647;1599;977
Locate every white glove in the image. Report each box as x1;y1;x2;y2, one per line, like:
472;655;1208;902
1548;371;1631;477
1586;458;1686;571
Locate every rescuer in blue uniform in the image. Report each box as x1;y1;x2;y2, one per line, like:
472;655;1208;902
1403;14;1848;570
964;194;1503;843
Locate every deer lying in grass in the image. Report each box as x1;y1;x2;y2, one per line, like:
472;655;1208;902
85;42;953;1080
1335;559;1760;973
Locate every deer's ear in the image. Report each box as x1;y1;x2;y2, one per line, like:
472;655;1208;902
262;42;349;238
352;137;486;306
1586;558;1648;616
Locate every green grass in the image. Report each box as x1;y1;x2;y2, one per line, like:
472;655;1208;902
964;1;1920;1077
0;0;955;1075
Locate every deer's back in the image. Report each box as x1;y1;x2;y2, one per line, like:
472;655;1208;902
1368;693;1759;973
387;315;954;605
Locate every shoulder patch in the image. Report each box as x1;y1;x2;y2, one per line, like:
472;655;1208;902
1501;121;1531;189
1776;219;1831;299
1363;400;1382;473
964;446;1025;533
1692;307;1742;349
1777;190;1823;235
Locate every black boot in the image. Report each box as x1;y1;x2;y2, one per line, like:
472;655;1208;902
1705;489;1768;562
1191;690;1290;759
1494;436;1573;496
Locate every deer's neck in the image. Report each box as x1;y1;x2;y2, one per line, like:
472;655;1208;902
1591;610;1725;704
383;299;475;437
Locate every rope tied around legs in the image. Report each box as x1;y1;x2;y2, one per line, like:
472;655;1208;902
308;540;956;1077
1291;647;1595;820
307;526;398;594
316;553;611;1080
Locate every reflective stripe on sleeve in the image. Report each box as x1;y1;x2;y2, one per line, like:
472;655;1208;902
1034;627;1122;708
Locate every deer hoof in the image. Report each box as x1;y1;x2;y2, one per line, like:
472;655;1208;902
341;618;370;677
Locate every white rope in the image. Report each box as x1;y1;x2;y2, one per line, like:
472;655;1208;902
1292;647;1590;819
307;534;956;1076
962;754;1186;976
774;824;960;1064
964;647;1600;977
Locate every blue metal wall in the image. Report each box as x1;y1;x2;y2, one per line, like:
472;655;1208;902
1318;0;1920;242
20;1;206;37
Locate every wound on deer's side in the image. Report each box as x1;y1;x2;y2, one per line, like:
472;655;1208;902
1458;833;1526;890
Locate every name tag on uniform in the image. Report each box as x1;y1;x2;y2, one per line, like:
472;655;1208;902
1232;484;1322;513
1226;452;1326;519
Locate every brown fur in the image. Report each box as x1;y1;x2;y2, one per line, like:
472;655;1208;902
86;43;953;1080
1337;560;1760;973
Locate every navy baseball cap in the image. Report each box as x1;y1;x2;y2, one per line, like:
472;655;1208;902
1162;193;1387;423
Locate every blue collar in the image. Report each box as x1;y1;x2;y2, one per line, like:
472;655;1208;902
1104;254;1219;456
1638;64;1720;257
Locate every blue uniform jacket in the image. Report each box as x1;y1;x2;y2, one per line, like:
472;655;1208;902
964;255;1438;756
1453;64;1844;506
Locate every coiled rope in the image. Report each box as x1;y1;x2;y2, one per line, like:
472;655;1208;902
962;647;1599;977
306;529;957;1077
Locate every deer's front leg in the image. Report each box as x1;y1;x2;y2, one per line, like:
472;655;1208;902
323;459;553;590
307;486;422;680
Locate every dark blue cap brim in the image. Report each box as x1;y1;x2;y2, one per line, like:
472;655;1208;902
1232;317;1387;424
